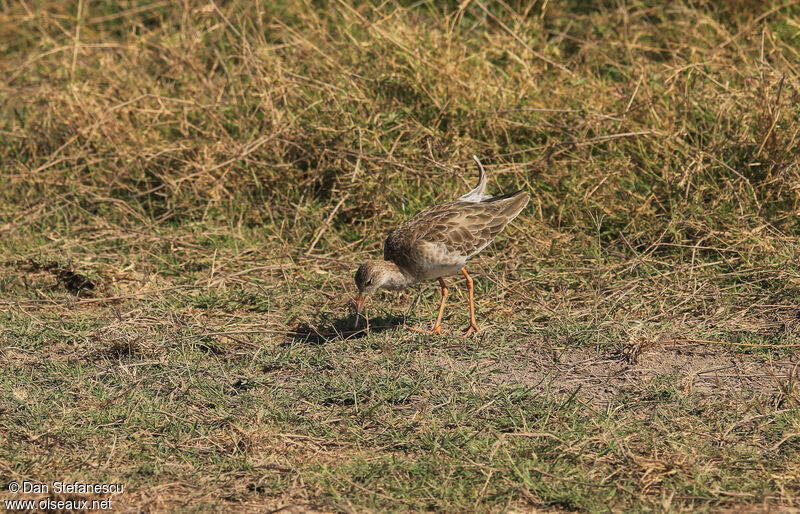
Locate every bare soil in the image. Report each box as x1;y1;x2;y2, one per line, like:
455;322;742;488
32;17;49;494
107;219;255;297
447;343;800;407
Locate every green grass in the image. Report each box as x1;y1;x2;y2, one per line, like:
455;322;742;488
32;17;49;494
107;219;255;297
2;0;800;510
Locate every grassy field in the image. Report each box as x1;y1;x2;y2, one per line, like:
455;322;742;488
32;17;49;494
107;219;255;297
2;0;800;511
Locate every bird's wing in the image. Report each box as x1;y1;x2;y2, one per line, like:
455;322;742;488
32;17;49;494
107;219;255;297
390;192;530;261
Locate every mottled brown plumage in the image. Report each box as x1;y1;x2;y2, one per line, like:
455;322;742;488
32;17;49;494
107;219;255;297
355;156;530;336
384;191;530;282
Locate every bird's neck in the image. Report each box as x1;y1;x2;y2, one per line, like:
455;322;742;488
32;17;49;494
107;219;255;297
382;261;416;290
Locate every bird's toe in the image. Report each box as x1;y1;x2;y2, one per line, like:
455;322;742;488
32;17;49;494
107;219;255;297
462;324;480;338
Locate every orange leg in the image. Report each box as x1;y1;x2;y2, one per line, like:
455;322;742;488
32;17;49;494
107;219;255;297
461;268;480;337
408;278;448;335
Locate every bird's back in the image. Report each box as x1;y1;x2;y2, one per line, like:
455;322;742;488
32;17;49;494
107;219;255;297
384;191;529;280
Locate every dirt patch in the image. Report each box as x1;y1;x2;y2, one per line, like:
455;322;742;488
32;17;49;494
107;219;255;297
17;259;96;295
456;343;800;406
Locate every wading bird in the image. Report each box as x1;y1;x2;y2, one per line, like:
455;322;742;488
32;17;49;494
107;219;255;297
354;156;529;337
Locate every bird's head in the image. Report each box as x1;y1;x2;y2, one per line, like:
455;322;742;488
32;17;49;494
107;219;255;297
354;261;393;316
353;261;413;327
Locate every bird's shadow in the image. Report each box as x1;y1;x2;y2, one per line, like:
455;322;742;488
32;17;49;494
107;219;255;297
286;312;406;345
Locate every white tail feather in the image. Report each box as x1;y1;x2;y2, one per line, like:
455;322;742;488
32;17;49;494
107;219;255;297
458;155;491;202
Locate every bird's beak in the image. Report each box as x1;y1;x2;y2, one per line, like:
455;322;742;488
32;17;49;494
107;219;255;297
354;295;367;329
356;295;367;317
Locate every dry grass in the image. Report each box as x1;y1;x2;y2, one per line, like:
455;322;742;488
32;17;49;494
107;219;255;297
2;0;800;511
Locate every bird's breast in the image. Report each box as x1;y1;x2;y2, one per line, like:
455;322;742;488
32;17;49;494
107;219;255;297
393;241;467;281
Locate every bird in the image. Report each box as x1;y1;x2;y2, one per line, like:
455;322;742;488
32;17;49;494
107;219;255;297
354;156;530;337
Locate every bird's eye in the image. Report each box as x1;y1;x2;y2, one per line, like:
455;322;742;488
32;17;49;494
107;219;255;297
366;279;373;286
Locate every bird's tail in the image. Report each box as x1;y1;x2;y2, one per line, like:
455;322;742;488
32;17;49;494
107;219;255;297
458;155;490;202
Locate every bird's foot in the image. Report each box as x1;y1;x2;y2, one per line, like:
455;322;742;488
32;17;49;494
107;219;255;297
407;325;443;335
462;323;480;338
